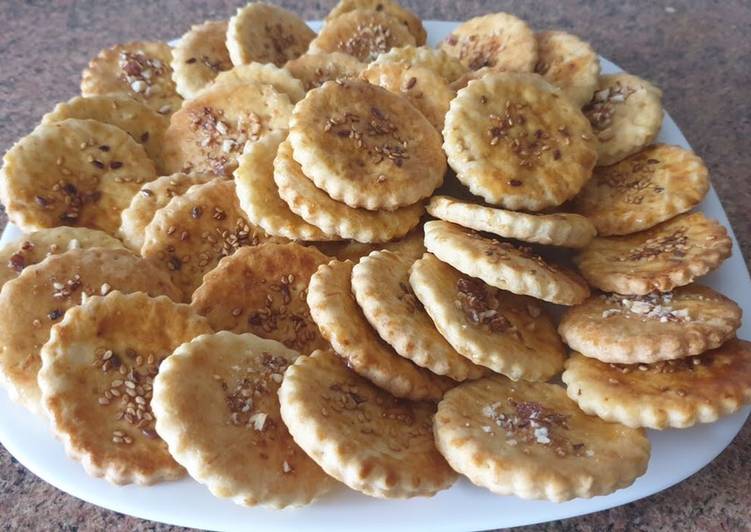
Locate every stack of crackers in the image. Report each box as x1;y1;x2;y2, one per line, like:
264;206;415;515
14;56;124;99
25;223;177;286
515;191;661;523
0;0;748;509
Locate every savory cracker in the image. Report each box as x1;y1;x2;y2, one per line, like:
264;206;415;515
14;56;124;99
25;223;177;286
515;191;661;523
434;375;650;501
307;260;453;401
81;41;182;115
311;228;425;262
439;13;537;72
235;132;332;241
562;340;751;429
352;250;486;381
171;20;233;99
0;227;124;289
227;2;315;67
0;248;180;415
410;253;565;381
141;179;271;300
284;52;365;91
571;144;710;236
424;221;590;305
325;0;427;45
119;172;215;251
273;139;423;242
574;212;732;294
212;62;306;103
534;31;600;107
288;79;444;210
153;331;336;506
448;66;493;91
361;62;454;131
583;73;663;166
279;349;456;498
373;45;468;82
191;243;329;354
161;81;292;177
427;196;596;248
443;72;598;211
38;291;211;484
41;95;168;173
310;10;416;63
558;286;741;364
1;119;157;235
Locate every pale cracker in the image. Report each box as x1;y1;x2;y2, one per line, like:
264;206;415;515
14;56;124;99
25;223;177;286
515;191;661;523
212;62;306;103
325;0;427;45
534;31;600;107
311;228;425;262
171;20;233;99
284;52;365;91
373;45;468;82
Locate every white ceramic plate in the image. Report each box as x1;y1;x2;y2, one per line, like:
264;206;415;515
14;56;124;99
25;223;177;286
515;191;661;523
0;20;749;532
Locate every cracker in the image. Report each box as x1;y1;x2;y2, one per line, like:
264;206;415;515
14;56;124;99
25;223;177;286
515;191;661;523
352;250;486;381
41;95;168;174
448;66;493;91
161;81;292;177
571;144;710;236
310;10;416;63
227;2;315;67
81;41;182;116
212;62;305;103
1;118;157;235
409;253;565;381
153;331;336;506
311;228;425;262
171;21;233;99
288;79;444;210
584;73;663;166
307;260;453;401
284;52;365;91
439;13;537;72
434;375;650;501
558;286;741;364
0;248;181;415
235;132;333;241
325;0;427;45
574;212;732;295
141;179;271;300
361;62;454;131
279;349;456;498
38;291;211;484
562;340;751;429
273;139;423;242
427;196;596;248
119;173;215;251
424;221;590;305
534;31;600;107
0;227;124;290
373;45;468;83
191;243;329;354
443;72;598;211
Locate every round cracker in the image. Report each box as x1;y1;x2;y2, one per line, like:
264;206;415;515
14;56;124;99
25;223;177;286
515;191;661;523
439;13;537;72
325;0;426;45
288;79;445;210
279;349;456;498
307;259;453;401
574;212;732;295
227;2;315;67
427;196;596;248
410;253;565;381
38;291;211;484
443;72;598;211
558;286;742;364
161;81;292;177
0;248;181;415
424;220;590;306
571;144;710;236
534;31;600;108
352;250;486;381
153;331;336;507
434;375;650;501
373;45;468;83
310;10;416;63
171;20;233;99
562;340;751;429
119;173;216;251
284;52;365;91
212;62;305;103
311;227;425;262
81;41;182;116
1;118;157;235
274;139;423;243
583;73;663;166
191;243;329;355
